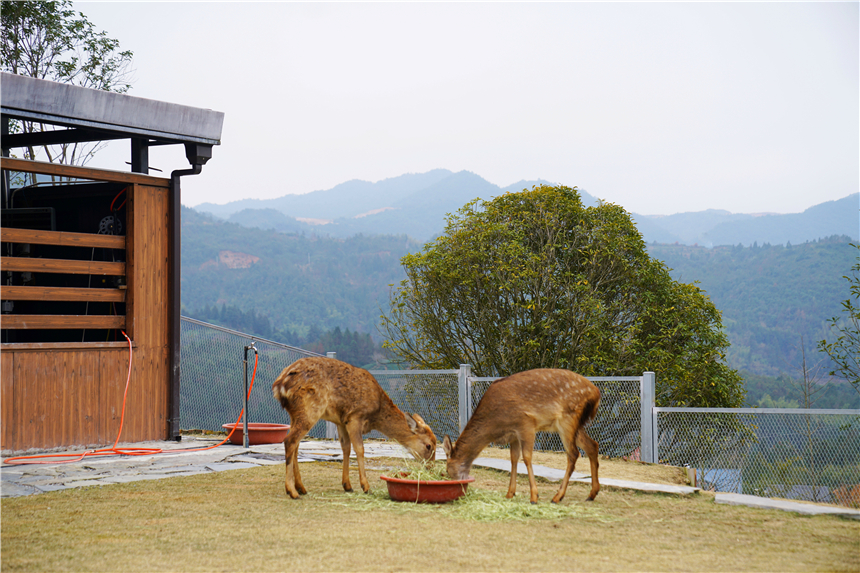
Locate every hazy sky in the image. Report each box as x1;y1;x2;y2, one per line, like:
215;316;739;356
77;2;858;216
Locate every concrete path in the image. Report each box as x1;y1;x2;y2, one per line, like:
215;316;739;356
3;438;858;519
472;457;701;496
0;437;404;498
716;493;860;519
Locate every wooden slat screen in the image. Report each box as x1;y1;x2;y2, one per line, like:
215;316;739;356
1;286;126;302
1;228;125;249
1;226;126;331
1;315;125;329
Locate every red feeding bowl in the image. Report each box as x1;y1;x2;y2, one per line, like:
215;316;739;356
221;423;290;445
380;474;475;503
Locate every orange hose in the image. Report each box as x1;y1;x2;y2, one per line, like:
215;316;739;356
4;333;260;465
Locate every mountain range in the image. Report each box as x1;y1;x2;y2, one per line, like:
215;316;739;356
194;169;858;246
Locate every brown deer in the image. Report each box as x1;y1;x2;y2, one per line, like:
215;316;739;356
443;368;601;503
272;356;437;498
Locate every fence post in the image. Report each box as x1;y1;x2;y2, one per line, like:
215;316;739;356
640;371;656;463
325;352;338;440
458;364;472;435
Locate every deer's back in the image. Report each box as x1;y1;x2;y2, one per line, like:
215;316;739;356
472;369;599;432
272;357;387;422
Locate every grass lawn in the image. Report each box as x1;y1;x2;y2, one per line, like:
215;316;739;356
2;449;858;572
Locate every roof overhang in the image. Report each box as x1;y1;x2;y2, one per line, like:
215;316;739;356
1;72;224;148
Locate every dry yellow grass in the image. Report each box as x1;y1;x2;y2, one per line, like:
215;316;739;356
474;446;690;485
2;451;858;572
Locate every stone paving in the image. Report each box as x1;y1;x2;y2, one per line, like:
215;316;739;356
0;437;402;498
2;437;859;519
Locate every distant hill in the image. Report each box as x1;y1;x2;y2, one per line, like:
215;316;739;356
635;194;858;247
195;171;857;246
194;170;594;242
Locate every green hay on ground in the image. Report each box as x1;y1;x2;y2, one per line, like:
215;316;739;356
311;485;616;523
383;459;450;481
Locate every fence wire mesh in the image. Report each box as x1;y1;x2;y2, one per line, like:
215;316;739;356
656;408;860;507
468;376;643;457
367;370;460;441
179;318;327;437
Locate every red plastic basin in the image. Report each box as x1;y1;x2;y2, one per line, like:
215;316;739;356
380;474;475;503
221;423;290;445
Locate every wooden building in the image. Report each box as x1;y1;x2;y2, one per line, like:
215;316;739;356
1;73;224;452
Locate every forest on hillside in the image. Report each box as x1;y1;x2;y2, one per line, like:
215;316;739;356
181;206;417;338
648;236;855;376
182;208;858;408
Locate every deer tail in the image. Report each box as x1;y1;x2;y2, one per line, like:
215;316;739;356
272;368;295;410
577;395;600;430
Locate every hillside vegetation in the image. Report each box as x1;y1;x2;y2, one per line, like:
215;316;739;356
181;206;419;338
648;237;855;376
181;207;858;408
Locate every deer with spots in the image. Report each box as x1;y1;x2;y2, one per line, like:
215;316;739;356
443;368;601;503
273;356;437;498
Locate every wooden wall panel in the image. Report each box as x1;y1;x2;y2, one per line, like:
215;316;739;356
2;350;101;451
1;351;15;451
125;183;171;441
97;348;129;444
0;177;173;453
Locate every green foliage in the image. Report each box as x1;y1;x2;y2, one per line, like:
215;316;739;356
818;244;860;394
1;0;133;165
381;185;744;407
650;237;857;378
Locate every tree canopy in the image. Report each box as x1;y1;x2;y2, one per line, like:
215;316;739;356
1;0;133;165
380;185;745;407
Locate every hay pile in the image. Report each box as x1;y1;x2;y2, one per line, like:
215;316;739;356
313;460;614;523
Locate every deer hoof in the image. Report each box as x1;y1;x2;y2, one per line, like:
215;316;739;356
343;484;353;492
530;501;538;505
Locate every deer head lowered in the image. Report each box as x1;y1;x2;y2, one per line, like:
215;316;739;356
443;368;601;503
273;356;437;498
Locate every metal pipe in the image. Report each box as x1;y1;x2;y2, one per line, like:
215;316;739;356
167;162;202;442
243;343;257;449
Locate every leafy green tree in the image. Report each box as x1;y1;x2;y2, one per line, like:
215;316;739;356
1;0;133;166
818;244;860;394
381;185;744;407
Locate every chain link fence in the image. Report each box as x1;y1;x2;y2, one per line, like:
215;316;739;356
656;408;860;507
179;318;860;507
180;317;328;437
367;370;460;441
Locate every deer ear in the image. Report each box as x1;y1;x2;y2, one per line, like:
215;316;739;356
443;435;454;457
410;413;427;427
405;413;418;432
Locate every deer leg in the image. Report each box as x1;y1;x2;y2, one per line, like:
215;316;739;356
283;420;311;499
576;428;600;501
520;434;539;504
337;424;354;492
506;438;521;499
346;421;370;493
552;423;579;504
292;447;307;495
